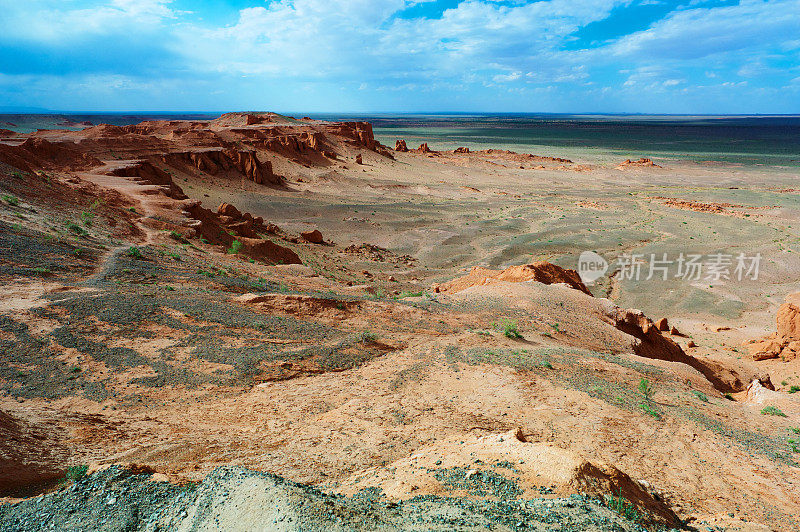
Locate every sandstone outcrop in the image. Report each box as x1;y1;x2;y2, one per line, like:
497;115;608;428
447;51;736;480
745;292;800;361
607;307;747;392
395;139;408;152
617;158;662;169
0;138;102;172
183;202;301;265
108;161;188;200
474;149;572;164
160;148;282;186
301;229;324;244
0;410;69;496
454;147;470;154
431;262;591;295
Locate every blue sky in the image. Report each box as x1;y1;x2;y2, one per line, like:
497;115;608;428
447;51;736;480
0;0;798;113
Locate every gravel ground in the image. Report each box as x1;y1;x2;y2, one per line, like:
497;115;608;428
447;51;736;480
0;466;656;532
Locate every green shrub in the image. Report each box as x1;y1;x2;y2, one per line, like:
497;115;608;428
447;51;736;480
789;385;800;394
80;211;95;227
603;491;641;523
1;194;19;206
761;406;787;417
693;390;709;403
396;290;424;299
65;465;88;481
66;222;88;236
228;240;243;254
127;246;142;259
638;378;653;399
640;402;660;419
501;319;522;339
359;331;378;344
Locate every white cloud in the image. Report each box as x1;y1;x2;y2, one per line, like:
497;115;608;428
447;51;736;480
0;0;798;112
612;0;800;60
0;0;175;42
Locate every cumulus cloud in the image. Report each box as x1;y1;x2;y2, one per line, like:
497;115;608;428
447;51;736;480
0;0;797;112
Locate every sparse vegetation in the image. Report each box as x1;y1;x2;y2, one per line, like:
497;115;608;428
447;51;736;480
640;402;661;420
228;240;243;254
2;194;20;206
66;222;88;236
693;390;709;402
169;230;187;243
603;491;641;523
396;290;424;299
359;331;378;344
127;246;143;259
501;319;522;339
80;210;95;227
789;385;800;394
65;465;88;481
638;378;653;399
761;406;787;417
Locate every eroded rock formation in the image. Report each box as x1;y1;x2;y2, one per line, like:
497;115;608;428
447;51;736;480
745;292;800;361
431;262;591;295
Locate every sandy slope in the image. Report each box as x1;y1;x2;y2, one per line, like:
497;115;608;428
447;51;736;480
1;113;800;530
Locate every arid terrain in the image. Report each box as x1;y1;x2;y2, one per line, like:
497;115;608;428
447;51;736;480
1;113;800;531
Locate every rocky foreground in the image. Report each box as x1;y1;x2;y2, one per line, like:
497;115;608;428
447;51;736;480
1;113;800;530
0;465;650;531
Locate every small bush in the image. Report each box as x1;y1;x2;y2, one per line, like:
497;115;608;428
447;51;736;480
80;211;95;227
1;194;19;206
640;402;660;419
66;222;88;236
604;491;641;523
359;331;378;344
396;290;424;299
65;465;88;481
501;319;522;339
228;240;243;254
761;406;787;417
789;385;800;394
638;378;653;399
693;390;709;403
127;246;142;259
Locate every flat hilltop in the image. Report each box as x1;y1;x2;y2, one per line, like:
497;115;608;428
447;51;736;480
1;112;800;530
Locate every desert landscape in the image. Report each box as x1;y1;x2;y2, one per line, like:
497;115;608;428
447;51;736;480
0;111;798;530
